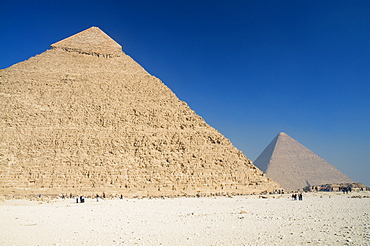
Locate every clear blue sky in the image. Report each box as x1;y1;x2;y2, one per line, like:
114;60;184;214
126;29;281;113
1;0;369;186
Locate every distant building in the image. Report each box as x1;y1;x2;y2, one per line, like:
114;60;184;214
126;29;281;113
254;132;354;191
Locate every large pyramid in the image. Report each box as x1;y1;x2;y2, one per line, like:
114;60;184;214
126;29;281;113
0;27;279;197
254;132;354;191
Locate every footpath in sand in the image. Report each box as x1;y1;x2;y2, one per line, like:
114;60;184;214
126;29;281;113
1;191;369;246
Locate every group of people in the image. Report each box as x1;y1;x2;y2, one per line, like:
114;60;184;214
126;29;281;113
71;193;124;203
76;195;85;203
95;192;107;202
291;193;303;200
340;187;352;194
57;192;128;203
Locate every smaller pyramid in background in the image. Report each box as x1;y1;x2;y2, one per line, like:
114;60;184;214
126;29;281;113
254;132;354;191
51;26;122;57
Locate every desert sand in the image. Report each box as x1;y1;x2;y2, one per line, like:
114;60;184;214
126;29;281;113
1;191;369;246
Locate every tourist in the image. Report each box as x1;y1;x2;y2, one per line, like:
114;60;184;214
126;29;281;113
96;194;99;202
76;195;79;203
292;194;297;200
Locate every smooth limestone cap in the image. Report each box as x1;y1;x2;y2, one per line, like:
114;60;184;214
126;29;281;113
51;26;122;57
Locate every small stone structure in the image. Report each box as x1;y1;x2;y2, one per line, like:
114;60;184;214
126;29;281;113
0;27;280;197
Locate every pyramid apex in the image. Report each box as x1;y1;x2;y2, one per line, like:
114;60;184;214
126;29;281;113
50;26;123;57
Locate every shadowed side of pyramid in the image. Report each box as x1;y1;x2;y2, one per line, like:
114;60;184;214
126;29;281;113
0;27;280;197
254;132;354;191
51;26;123;57
253;134;279;173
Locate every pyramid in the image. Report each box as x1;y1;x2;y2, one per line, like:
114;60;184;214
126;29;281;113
254;132;354;191
50;27;122;57
0;27;279;197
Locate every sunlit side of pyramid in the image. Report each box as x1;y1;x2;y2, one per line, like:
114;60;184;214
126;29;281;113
50;26;122;57
0;27;279;197
254;132;354;191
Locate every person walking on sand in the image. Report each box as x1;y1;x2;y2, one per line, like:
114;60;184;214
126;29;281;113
80;195;85;203
299;193;303;201
96;194;99;202
292;194;297;200
76;195;79;203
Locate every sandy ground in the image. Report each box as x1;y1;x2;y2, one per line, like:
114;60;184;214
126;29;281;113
0;192;369;246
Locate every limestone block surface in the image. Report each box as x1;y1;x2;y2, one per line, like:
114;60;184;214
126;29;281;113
0;27;280;197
